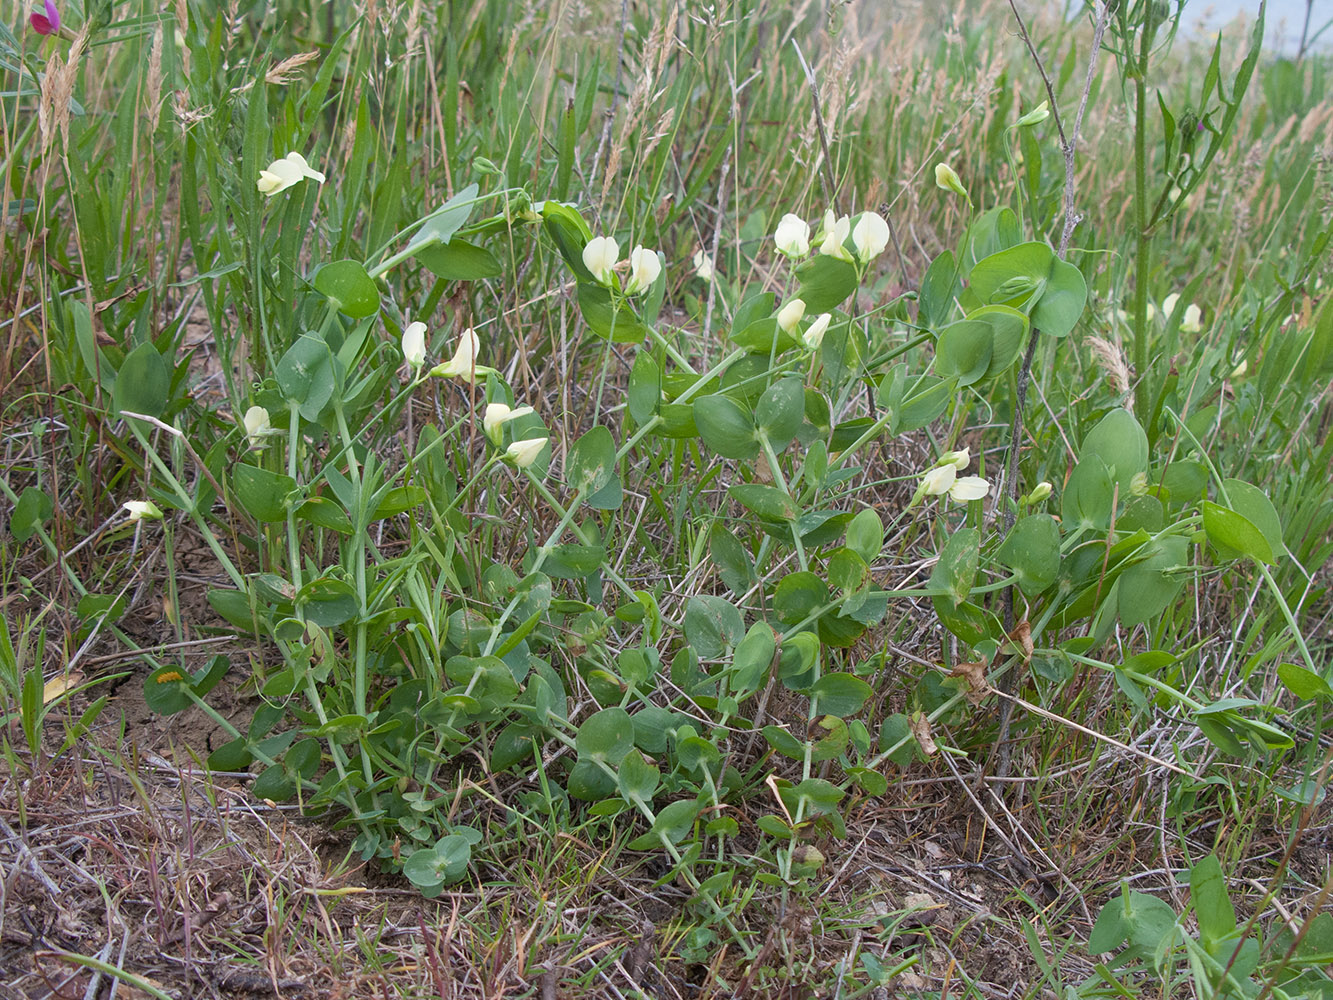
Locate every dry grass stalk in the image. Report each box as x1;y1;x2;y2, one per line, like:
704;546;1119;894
1087;334;1132;407
172;90;213;130
601;8;677;208
146;25;164;135
266;51;320;86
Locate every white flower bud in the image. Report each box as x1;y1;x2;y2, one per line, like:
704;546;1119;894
776;298;806;334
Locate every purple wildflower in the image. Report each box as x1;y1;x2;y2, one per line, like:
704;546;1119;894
30;0;59;34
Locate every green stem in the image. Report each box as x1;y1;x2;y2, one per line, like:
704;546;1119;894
1131;6;1156;419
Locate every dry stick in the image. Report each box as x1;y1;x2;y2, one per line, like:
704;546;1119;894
991;2;1111;781
789;40;840;214
937;748;1092;925
1247;742;1333;1000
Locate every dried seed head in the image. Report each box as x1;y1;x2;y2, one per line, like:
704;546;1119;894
146;25;164;134
265;51;319;86
1087;335;1132;406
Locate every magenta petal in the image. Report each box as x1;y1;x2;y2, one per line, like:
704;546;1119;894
31;0;59;33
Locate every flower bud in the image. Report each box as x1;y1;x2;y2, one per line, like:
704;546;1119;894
818;215;852;261
1016;101;1050;127
692;248;714;281
802;313;832;351
1025;481;1052;504
243;406;271;445
776;298;806;334
123;500;164;522
483;402;535;442
430;328;482;382
937;448;970;470
624;245;662;296
506;437;548;469
934;162;968;201
401;322;427;370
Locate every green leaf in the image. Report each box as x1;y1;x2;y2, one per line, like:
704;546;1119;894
763;725;807;760
414;239;502;280
542;542;606;579
627;798;699;850
296;576;360;627
729;316;799;355
878;714;918;766
293;496;354;534
1277;662;1332;701
541;200;595;277
773;572;830;626
10;487;53;543
996;514;1060;596
408;182;480;253
616;749;660;806
566;758;617;801
932;598;1000;647
1189;855;1235;950
878;365;956;433
728;483;799;522
846;767;889;796
811;673;873;717
1221;478;1283;559
113;342;170;420
918;249;961;329
1081;408;1147;496
371;485;428;520
207;588;259;631
566;425;617;494
575;707;635;765
313;260;380;317
826;547;869;594
628;352;661;424
789;777;844;817
795;254;858;312
1031;257;1087;338
276;334;336;420
729;621;776;699
930;527;980;608
682;595;745;659
143;657;229;716
1090;890;1182;958
577;284;648;343
694;395;759;459
845;508;883;563
1203;501;1274;564
1063;455;1115;530
710;524;755;596
958;206;1023;270
1116;536;1188;627
755;377;805;449
967;241;1086;337
233;464;296;522
934;318;993;385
